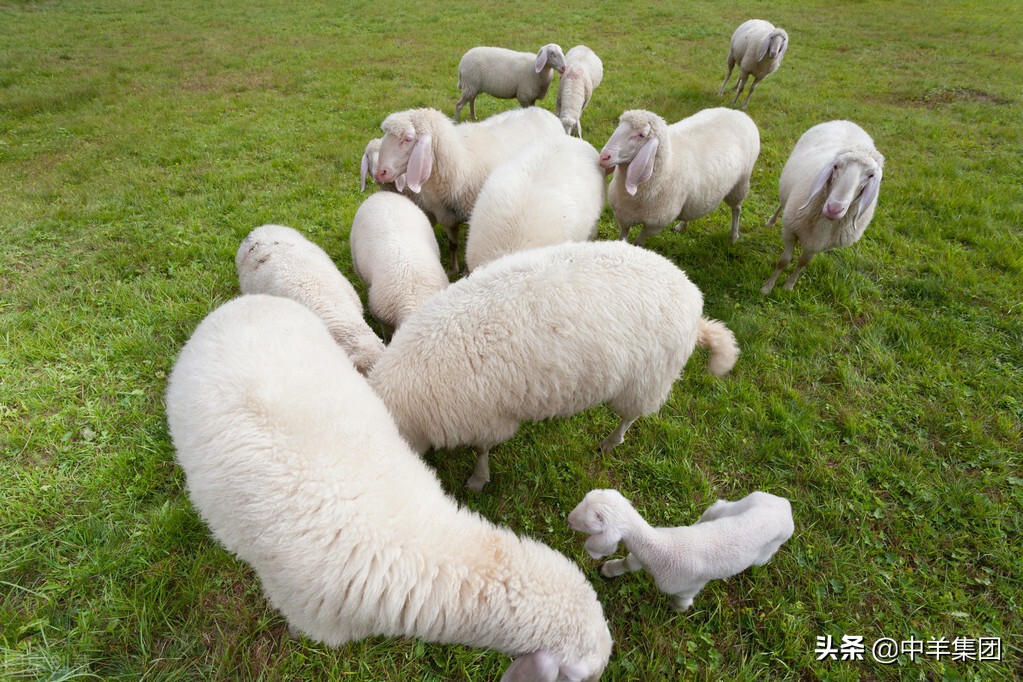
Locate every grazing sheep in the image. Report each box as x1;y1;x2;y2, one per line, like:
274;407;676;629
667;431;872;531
350;192;449;339
568;489;793;612
165;294;613;682
360;138;389;193
369;240;740;490
235;224;384;375
599;108;760;245
464;135;605;272
374;106;565;273
555;45;604;138
761;120;884;294
718;19;789;110
454;44;566;121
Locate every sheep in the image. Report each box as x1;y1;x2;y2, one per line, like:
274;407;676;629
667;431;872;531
165;294;613;681
761;120;884;294
374;106;566;273
464;135;606;273
235;224;385;375
349;192;450;340
555;45;604;138
368;240;740;490
718;19;789;110
568;489;793;612
599;108;760;245
454;44;566;122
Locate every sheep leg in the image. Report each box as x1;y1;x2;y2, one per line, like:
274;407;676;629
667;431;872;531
718;59;735;96
761;231;796;295
782;251;816;291
466;445;492;490
632;225;661;247
600;553;643;578
599;416;637;452
731;75;747;106
671;220;689;233
454;97;467;122
729;204;743;242
766;202;783;228
671;594;696;612
617;224;631;242
741;78;759;110
442;224;461;275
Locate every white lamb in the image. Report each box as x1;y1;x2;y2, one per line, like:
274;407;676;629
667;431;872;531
761;120;884;294
454;44;566;121
165;294;612;682
555;45;604;138
568;489;793;612
368;240;740;490
599;108;760;246
464;135;605;272
235;224;384;375
374;106;565;272
349;192;449;339
718;19;789;110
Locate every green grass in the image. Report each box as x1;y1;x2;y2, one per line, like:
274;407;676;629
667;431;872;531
2;0;1020;679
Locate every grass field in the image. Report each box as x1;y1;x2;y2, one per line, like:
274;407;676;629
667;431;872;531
1;0;1020;679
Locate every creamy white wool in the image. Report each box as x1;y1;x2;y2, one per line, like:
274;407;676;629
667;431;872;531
454;44;564;121
234;224;384;375
555;46;604;138
465;135;605;272
165;295;611;681
718;19;789;109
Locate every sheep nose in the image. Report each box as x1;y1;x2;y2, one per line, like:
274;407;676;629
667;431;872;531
375;168;390;182
824;202;846;219
598;152;613;167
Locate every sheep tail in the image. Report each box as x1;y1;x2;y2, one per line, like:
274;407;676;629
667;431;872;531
696;317;739;377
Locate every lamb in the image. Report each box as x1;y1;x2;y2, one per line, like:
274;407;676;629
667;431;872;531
374;106;566;273
568;489;793;612
599;108;760;245
555;45;604;138
349;192;449;339
464;135;605;272
235;224;384;375
368;240;740;490
718;19;789;110
454;44;566;121
761;120;884;294
165;294;612;681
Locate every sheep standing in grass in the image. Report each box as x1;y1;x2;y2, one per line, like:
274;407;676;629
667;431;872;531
454;44;566;121
761;120;884;294
235;224;384;375
718;19;789;110
555;45;604;138
369;240;740;490
568;489;793;612
464;135;605;272
599;108;760;245
165;295;612;681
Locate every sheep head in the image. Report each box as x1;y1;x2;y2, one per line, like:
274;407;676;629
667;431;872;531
568;489;633;559
599;110;667;195
536;43;566;74
377;109;436;193
758;29;788;62
801;147;884;228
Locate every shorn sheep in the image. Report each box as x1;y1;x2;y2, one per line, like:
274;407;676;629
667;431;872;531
349;192;449;339
599;108;760;245
568;489;793;612
454;44;566;121
464;135;605;272
555;45;604;138
369;240;740;490
761;120;884;294
718;19;789;110
235;224;384;375
374;106;565;272
165;295;613;682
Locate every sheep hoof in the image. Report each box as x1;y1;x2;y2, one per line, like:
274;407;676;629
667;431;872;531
597;437;620;453
465;475;488;491
671;596;693;612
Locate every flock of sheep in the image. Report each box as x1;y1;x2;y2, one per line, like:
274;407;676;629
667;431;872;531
166;18;883;681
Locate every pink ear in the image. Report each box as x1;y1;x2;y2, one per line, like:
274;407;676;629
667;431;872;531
359;152;370;192
535;47;549;73
799;156;837;211
406;134;433;193
757;33;773;61
395;173;406;193
857;167;882;217
625;136;659;196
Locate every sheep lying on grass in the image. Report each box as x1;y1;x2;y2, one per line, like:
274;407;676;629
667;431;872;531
454;44;565;121
718;19;789;109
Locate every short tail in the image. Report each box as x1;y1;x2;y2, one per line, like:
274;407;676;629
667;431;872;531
697;317;739;377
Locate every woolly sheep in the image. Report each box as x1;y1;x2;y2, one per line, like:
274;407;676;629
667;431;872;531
568;489;793;612
368;240;740;490
464;135;605;272
761;120;884;294
374;106;566;272
555;45;604;138
454;44;566;121
165;294;613;682
599;108;759;246
349;192;449;339
718;19;789;110
235;224;384;375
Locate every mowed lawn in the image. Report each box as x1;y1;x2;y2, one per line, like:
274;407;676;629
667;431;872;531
1;0;1020;679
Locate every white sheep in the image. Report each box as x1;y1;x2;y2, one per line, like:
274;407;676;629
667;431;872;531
349;192;449;340
555;45;604;138
568;489;793;612
599;108;760;246
374;106;566;273
368;240;740;490
761;120;884;294
464;135;606;272
718;19;789;110
454;44;566;121
235;224;385;375
165;294;613;682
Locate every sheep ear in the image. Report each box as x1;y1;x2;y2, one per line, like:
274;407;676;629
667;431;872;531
584;529;621;559
535;47;549;73
857;167;882;216
625;136;659;196
757;33;774;61
777;36;788;59
406;134;433;193
359;152;370;192
799;157;836;211
502;651;559;682
395;173;407;193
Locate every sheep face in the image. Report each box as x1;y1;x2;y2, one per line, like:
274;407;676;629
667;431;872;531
759;31;788;61
569;490;630;559
599;121;659;195
536;43;567;75
801;149;883;226
376;123;433;193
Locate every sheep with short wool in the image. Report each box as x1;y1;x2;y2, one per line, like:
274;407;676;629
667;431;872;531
718;19;789;110
599;108;760;245
761;120;884;294
368;240;740;490
555;45;604;138
568;489;793;612
454;44;566;121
